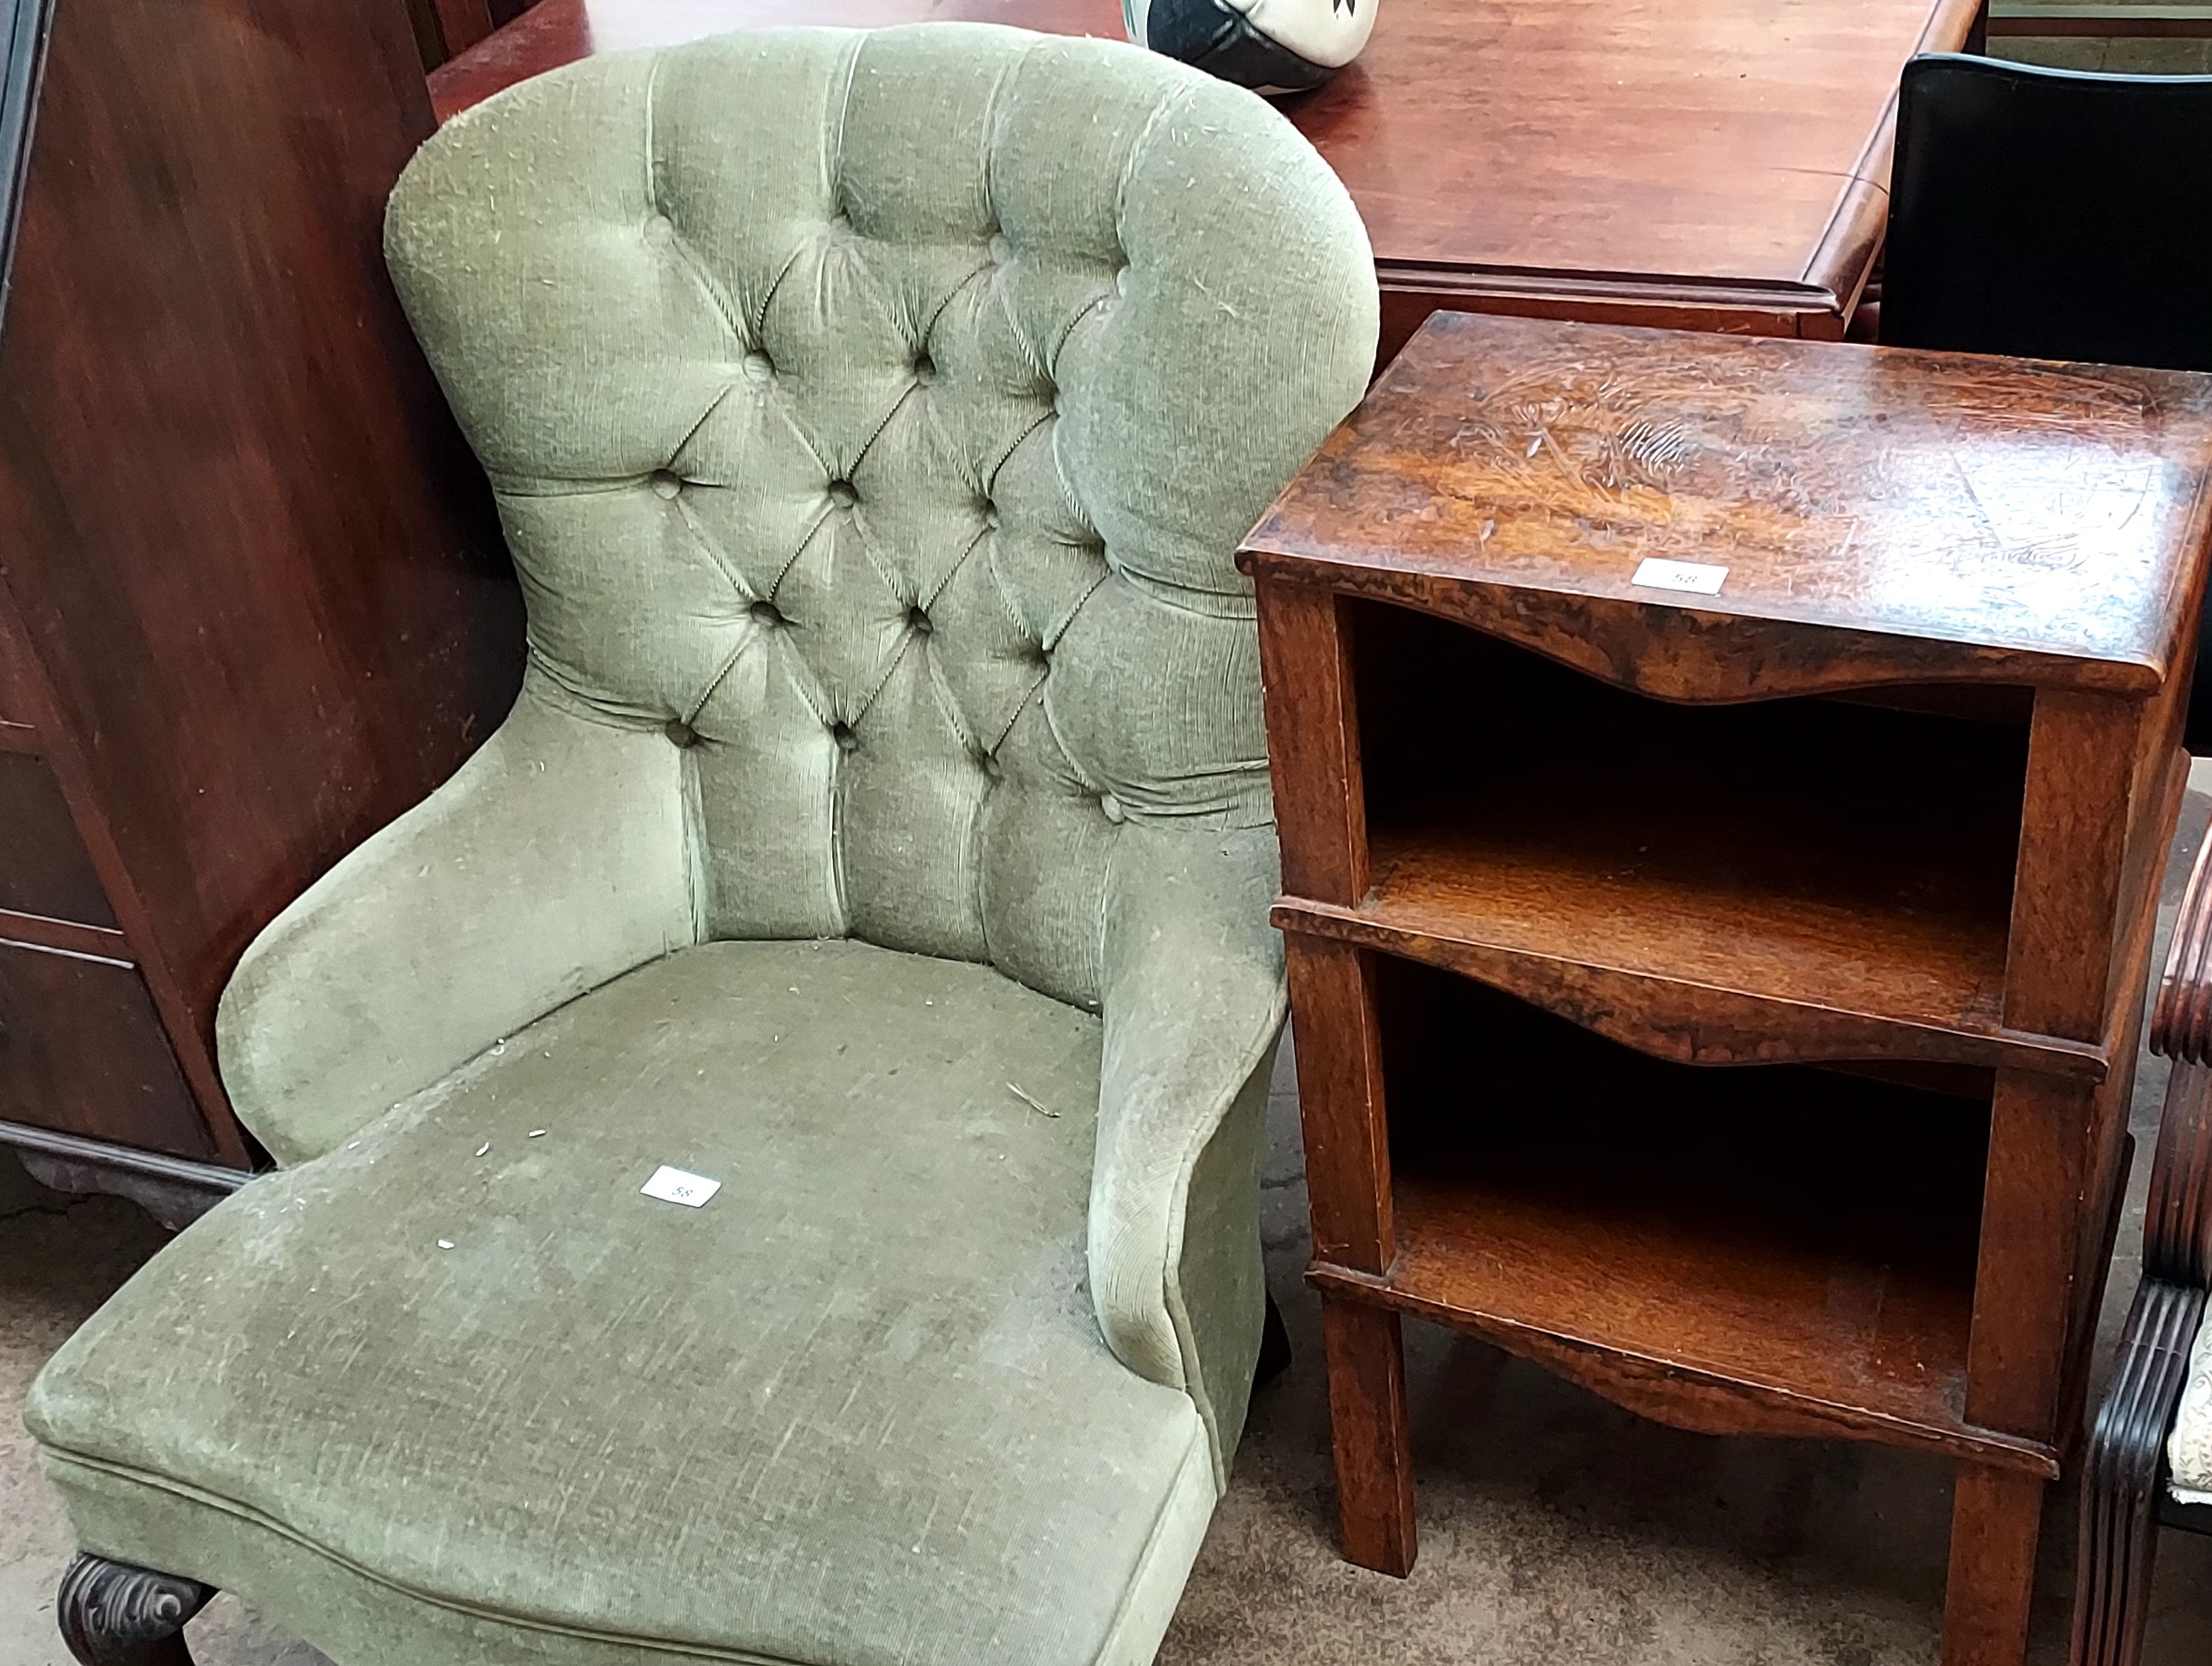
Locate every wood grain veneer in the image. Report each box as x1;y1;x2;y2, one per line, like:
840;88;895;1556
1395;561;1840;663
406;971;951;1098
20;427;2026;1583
0;0;524;1173
1245;315;2212;697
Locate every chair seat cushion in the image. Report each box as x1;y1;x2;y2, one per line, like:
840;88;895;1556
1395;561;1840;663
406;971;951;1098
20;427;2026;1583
2170;1302;2212;1503
28;941;1214;1666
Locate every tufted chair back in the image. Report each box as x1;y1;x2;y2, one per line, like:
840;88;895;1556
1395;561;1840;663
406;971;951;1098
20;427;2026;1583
385;23;1376;1008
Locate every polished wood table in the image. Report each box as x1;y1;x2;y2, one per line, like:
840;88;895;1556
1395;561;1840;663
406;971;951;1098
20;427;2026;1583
429;0;1982;361
1241;310;2212;1666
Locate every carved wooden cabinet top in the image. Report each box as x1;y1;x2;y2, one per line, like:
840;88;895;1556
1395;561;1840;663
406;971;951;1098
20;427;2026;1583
1242;312;2212;700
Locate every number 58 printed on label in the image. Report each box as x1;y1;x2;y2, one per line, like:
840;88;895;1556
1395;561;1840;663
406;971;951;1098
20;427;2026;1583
640;1164;722;1208
1630;557;1729;596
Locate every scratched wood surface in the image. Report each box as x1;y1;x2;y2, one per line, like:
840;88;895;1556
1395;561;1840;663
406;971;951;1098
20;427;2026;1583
426;0;1977;343
1243;312;2212;697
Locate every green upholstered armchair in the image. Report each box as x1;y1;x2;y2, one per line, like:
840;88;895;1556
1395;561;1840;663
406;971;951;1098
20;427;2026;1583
23;22;1376;1666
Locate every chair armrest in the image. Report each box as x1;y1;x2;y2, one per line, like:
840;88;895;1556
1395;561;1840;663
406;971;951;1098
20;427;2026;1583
1090;823;1287;1487
215;676;697;1165
2148;830;2212;1284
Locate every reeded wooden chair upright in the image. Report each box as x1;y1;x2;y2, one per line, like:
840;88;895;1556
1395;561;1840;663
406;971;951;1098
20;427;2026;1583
2075;843;2212;1666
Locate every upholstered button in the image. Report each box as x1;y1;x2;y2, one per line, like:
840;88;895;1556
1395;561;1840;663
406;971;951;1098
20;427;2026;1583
645;214;675;246
1114;264;1132;297
981;501;999;531
648;469;682;500
664;718;699;749
827;480;857;509
830;720;858;753
980;754;1004;783
906;605;932;636
741;351;774;383
750;599;784;626
912;352;936;385
988;234;1013;265
1099;792;1126;825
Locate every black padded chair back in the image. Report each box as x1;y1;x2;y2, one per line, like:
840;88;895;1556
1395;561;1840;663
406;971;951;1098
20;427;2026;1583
1883;52;2212;749
1882;53;2212;371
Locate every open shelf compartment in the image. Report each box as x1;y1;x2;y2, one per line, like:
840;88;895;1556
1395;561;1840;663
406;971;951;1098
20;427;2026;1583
1289;599;2071;1075
1328;959;2055;1471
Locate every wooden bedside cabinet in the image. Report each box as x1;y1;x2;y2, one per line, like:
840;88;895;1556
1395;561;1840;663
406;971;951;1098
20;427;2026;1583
1239;312;2212;1666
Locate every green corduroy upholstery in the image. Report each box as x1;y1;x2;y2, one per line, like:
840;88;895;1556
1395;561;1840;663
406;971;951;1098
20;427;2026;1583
27;22;1376;1666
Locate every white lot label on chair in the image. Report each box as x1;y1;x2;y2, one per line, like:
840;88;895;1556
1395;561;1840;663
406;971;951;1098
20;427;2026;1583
640;1165;721;1208
1630;557;1729;595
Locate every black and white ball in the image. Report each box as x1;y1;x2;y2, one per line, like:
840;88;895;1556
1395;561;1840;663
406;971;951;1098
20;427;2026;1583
1125;0;1375;95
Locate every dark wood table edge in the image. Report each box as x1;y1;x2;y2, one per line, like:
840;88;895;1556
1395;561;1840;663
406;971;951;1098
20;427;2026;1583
1796;0;1990;335
1373;261;1852;339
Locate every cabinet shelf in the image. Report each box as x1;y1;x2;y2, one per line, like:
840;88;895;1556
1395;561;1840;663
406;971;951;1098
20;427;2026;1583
1283;602;2112;1079
1314;965;2054;1475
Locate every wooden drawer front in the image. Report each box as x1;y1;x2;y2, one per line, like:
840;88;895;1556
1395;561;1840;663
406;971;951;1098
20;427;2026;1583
0;752;113;925
0;939;207;1157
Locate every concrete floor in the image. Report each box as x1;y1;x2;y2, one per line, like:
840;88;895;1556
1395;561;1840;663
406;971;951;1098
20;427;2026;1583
6;776;2212;1666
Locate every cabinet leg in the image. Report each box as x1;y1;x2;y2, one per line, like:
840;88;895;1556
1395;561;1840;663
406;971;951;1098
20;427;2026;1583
1941;1465;2047;1666
1321;1296;1416;1575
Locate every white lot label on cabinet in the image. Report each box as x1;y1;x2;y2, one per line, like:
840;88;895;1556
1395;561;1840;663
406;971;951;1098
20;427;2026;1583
640;1165;722;1208
1630;557;1729;596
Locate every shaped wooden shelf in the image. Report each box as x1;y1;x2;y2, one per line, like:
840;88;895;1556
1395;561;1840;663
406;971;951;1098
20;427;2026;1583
1273;604;2123;1078
1316;964;2051;1476
1243;313;2212;1666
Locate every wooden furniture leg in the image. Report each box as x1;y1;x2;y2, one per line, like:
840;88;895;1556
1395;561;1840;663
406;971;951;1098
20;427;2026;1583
1953;688;2147;1666
1322;1296;1418;1574
1944;1059;2122;1666
55;1553;212;1666
2071;1279;2204;1666
1968;1074;2115;1439
1283;932;1410;1573
1944;1467;2047;1666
